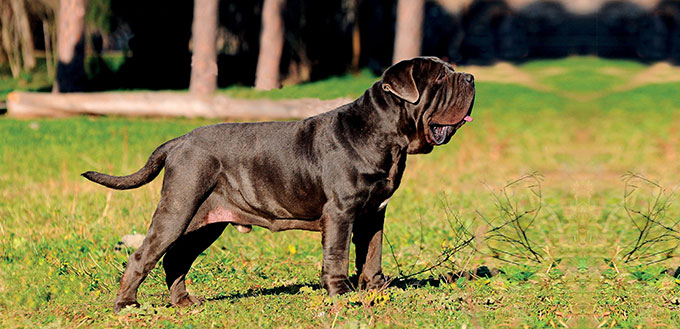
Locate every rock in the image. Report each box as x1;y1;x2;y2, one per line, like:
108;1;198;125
673;266;680;278
475;265;499;278
115;233;146;251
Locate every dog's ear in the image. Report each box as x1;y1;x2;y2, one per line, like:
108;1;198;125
381;60;419;104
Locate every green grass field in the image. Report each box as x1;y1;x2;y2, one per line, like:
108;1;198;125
2;57;680;328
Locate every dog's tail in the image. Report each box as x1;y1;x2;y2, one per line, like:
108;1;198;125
81;137;183;190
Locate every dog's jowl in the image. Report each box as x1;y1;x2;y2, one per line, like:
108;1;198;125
83;56;475;313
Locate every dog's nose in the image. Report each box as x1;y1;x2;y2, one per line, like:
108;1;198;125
464;74;474;84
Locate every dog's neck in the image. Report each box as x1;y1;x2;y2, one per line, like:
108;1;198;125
357;81;432;154
349;82;416;144
318;83;412;172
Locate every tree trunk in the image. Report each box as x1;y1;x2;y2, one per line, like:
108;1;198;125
43;19;54;78
392;0;424;64
53;0;86;93
189;0;218;96
7;91;351;120
9;0;36;71
0;1;21;78
350;0;361;71
254;0;285;90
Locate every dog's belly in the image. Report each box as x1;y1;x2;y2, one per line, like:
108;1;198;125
206;206;322;232
188;192;323;234
204;207;253;233
204;207;322;233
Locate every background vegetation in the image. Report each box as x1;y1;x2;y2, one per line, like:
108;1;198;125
4;0;680;99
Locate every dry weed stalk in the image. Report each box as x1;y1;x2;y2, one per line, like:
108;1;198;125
622;173;680;265
386;173;545;283
480;172;544;264
385;209;476;281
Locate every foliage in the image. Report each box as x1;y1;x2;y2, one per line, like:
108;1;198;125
85;0;114;34
0;58;52;101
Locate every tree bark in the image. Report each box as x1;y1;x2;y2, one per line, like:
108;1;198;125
392;0;424;64
9;0;36;71
189;0;219;96
351;0;361;71
0;1;21;78
53;0;86;93
254;0;285;90
43;19;54;78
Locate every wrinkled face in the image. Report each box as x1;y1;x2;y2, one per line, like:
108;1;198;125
421;62;475;146
381;57;476;154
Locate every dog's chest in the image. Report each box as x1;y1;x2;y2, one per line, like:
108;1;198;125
378;197;391;211
367;178;397;212
368;151;406;212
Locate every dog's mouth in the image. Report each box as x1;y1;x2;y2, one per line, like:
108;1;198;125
427;116;472;145
428;124;455;145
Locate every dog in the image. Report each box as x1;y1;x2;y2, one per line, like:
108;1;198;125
82;56;475;313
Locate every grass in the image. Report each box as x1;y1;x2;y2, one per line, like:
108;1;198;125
0;54;127;103
220;69;378;100
0;59;53;102
2;57;680;328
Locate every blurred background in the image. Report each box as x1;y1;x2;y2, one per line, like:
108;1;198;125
1;0;680;100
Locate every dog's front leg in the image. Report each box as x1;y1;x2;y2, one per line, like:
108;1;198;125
320;208;354;296
353;209;386;290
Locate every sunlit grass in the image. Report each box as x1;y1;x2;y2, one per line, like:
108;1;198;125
219;69;379;100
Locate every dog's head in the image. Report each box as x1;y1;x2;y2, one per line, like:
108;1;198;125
381;56;475;154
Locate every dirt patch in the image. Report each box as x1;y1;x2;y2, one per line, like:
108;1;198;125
461;62;549;91
462;61;680;100
534;67;568;77
617;62;680;91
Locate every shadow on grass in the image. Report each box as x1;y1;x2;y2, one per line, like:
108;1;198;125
389;266;500;289
208;282;320;302
208;266;499;302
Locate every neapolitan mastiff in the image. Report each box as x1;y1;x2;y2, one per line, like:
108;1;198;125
83;56;475;312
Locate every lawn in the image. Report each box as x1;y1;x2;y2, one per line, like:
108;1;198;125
2;57;680;328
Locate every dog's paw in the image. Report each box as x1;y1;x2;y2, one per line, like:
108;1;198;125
330;282;353;296
172;294;205;308
366;274;388;290
113;300;140;313
360;273;388;291
324;277;353;296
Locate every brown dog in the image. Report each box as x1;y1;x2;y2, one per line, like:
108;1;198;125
83;56;475;312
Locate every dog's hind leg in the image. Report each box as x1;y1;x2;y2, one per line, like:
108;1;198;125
113;153;221;313
163;222;227;307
